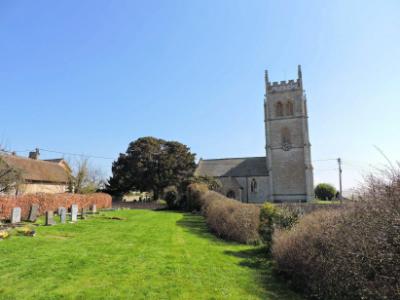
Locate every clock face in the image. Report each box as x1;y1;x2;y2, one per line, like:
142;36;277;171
282;142;292;151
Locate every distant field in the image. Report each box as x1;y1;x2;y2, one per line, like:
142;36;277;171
0;210;302;300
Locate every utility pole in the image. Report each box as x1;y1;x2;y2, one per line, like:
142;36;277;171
337;158;343;203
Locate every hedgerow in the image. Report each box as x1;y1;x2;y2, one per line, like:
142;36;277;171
272;169;400;300
187;184;260;244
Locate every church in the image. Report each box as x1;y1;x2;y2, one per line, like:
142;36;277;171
195;66;314;203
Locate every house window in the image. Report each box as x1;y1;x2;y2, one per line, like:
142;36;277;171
250;179;257;193
276;102;283;117
286;101;294;116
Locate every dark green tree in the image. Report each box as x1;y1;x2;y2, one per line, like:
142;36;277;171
106;137;196;199
314;183;337;200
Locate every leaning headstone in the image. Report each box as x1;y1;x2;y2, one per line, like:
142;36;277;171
91;204;97;214
81;208;86;220
45;211;56;226
11;207;21;224
71;204;78;222
28;204;39;222
59;207;67;224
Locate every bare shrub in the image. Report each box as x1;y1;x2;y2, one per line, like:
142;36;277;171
272;167;400;300
69;158;105;194
0;155;23;194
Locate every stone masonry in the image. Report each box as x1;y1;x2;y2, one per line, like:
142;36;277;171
196;65;314;203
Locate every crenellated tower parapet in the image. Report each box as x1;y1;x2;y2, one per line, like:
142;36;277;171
265;65;303;93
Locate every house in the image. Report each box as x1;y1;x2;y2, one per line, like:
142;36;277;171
0;149;71;195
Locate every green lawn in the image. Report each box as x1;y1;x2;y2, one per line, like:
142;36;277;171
0;210;302;300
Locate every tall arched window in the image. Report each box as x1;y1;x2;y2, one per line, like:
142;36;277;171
281;127;291;145
286;101;294;116
250;178;257;193
276;102;283;117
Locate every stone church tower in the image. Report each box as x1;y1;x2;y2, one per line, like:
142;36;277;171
195;65;314;203
264;65;314;202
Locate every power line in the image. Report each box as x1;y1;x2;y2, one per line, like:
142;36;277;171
38;148;115;160
313;158;337;162
1;147;115;160
0;149;35;154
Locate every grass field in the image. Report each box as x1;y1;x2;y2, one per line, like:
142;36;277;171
0;210;302;300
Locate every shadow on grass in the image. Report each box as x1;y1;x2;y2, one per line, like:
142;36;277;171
176;212;304;300
175;213;222;242
224;247;273;269
224;248;302;300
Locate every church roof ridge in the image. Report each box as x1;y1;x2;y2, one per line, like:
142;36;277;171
200;156;266;161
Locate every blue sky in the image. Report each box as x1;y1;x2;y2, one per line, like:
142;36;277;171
1;0;399;190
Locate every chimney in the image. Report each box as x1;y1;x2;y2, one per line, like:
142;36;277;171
29;148;40;160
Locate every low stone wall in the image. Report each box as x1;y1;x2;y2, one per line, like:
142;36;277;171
112;200;166;210
0;193;112;221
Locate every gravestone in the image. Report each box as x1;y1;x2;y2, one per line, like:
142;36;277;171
11;207;21;224
81;208;86;220
45;211;56;226
91;204;97;214
28;204;39;222
57;207;63;215
71;204;78;222
59;207;67;224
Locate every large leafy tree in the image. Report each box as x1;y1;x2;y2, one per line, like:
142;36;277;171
106;137;196;198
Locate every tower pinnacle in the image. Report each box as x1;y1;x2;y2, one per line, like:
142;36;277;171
298;65;302;80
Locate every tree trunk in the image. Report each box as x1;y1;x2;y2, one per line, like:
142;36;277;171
153;189;160;200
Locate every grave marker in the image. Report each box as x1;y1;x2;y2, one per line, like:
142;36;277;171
28;204;39;222
91;204;97;214
59;207;67;224
71;204;78;222
45;211;56;226
11;207;21;224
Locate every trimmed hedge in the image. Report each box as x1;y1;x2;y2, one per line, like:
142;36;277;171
272;175;400;300
0;193;112;221
187;184;260;244
186;183;209;211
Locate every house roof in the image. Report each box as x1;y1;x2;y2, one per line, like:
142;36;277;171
0;154;70;184
195;156;268;177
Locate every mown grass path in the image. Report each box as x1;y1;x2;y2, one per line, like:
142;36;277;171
0;210;302;300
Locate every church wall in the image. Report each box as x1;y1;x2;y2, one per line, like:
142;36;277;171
271;148;306;196
218;176;269;203
218;177;242;201
246;176;269;203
